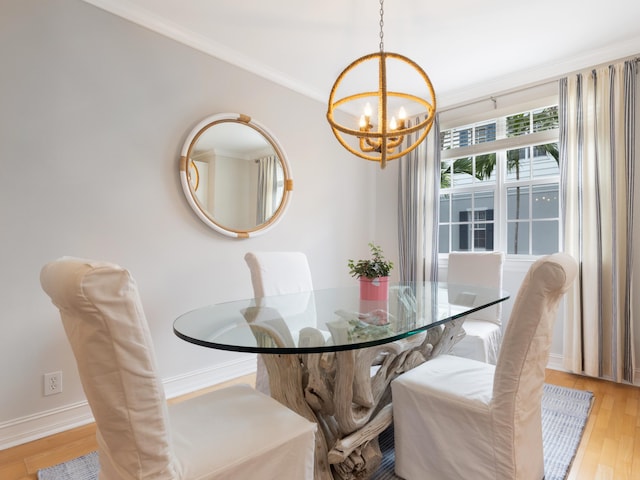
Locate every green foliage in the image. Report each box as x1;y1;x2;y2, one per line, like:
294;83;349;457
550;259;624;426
347;242;394;279
440;157;472;188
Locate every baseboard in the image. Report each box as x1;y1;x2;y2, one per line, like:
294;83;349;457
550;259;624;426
0;356;256;450
546;352;567;372
163;356;256;400
3;353;635;450
0;401;94;451
547;353;640;386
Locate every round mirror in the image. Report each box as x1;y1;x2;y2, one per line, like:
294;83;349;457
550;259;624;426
179;113;293;238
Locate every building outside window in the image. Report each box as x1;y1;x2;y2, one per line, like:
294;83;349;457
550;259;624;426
439;106;559;256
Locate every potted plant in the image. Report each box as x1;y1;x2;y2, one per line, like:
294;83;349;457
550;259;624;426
348;242;394;300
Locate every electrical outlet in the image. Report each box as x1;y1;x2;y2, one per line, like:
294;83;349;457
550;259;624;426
44;371;62;396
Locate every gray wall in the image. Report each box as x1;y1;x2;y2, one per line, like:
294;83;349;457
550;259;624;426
0;0;385;446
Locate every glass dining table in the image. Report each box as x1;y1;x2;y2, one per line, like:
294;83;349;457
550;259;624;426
174;282;509;480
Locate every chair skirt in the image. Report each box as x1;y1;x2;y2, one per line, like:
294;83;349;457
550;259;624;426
169;384;316;480
391;355;544;480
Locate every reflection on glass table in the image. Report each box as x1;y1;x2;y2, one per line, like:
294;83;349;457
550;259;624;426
174;283;507;353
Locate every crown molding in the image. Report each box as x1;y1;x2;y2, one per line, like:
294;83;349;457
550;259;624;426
438;37;640;108
79;0;327;103
80;0;638;110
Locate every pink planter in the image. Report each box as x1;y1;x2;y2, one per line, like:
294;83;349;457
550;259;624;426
359;276;389;301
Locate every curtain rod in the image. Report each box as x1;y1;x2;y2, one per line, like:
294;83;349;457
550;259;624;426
440;54;640;114
439;79;557;113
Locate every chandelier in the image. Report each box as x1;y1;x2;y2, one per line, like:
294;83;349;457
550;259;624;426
326;0;436;169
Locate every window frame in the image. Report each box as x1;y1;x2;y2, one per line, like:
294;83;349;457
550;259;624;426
438;105;560;260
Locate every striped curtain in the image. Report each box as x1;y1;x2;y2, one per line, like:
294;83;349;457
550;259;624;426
559;59;637;383
397;115;440;284
256;155;278;224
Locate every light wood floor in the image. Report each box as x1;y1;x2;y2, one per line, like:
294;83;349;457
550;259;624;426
545;369;640;480
1;370;638;480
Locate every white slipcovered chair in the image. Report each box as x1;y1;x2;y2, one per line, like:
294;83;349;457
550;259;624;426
391;252;577;480
244;251;315;395
244;251;314;297
40;257;316;480
447;251;505;364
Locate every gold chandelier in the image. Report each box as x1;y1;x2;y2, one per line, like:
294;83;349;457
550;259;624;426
326;0;436;169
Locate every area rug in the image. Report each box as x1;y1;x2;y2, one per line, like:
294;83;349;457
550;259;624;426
372;383;594;480
38;384;593;480
37;451;98;480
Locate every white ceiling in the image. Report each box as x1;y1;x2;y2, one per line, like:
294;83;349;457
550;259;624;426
83;0;640;109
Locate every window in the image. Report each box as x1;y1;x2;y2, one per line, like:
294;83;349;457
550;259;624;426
438;106;559;256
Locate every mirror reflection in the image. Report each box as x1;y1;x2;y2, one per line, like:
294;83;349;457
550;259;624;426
180;114;292;238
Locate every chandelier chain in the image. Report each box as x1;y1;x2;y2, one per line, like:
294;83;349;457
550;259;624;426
379;0;384;52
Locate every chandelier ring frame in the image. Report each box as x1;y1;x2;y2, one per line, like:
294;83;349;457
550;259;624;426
326;51;436;166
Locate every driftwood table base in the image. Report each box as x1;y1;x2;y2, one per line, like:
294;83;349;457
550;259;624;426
262;317;465;480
